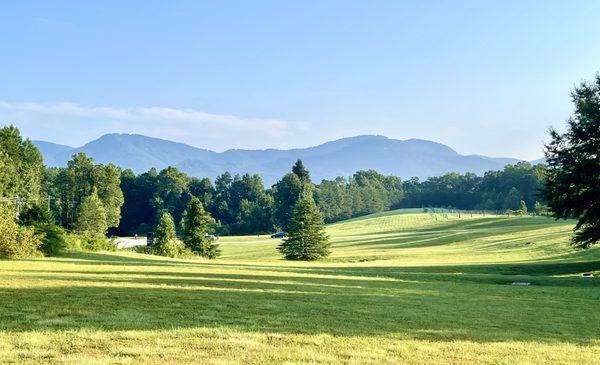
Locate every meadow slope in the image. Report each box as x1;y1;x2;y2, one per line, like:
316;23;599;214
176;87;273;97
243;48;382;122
1;211;599;364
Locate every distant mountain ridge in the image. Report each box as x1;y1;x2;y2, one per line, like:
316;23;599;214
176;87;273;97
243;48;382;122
33;134;540;186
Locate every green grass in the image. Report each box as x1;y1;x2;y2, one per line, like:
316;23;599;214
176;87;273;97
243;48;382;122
1;211;599;364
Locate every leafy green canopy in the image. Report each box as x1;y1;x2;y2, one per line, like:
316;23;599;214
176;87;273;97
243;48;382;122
0;125;45;202
47;153;123;230
543;75;600;248
75;188;108;236
0;204;42;258
182;196;220;259
278;197;330;261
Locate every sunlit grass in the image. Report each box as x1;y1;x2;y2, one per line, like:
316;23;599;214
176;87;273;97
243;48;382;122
1;211;599;364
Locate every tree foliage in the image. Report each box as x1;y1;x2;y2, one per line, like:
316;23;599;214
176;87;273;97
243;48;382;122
272;173;303;230
542;75;600;248
278;197;330;260
75;189;108;236
0;125;45;202
0;204;42;258
47;153;123;230
182;197;220;258
153;212;180;257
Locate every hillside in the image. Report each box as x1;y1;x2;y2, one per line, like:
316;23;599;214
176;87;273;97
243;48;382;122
1;211;598;364
34;134;535;185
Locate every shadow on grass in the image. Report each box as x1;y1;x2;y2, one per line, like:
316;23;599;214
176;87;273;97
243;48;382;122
2;252;599;344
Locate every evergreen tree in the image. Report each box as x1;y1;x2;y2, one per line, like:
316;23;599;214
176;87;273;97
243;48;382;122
292;159;310;184
75;189;108;236
272;173;303;230
518;200;528;215
153;212;179;257
543;75;600;248
278;197;330;260
182;197;220;259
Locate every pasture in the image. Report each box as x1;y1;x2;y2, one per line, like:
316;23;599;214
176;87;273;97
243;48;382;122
1;211;599;364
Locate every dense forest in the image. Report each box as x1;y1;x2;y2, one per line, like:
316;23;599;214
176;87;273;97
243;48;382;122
110;159;547;236
1;124;549;244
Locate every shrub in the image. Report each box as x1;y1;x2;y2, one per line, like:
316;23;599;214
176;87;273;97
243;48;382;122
65;233;116;252
34;223;67;256
134;243;191;258
20;203;54;225
0;205;43;258
64;233;84;251
79;234;117;252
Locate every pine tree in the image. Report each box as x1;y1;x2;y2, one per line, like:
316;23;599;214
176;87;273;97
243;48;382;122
542;75;600;248
153;212;179;257
278;197;330;260
518;200;528;215
75;189;108;236
182;197;220;259
292;159;310;184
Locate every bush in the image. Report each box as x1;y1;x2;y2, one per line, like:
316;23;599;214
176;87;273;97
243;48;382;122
20;203;55;225
67;233;116;252
133;243;191;258
33;223;67;256
81;234;117;251
0;205;43;258
64;233;84;251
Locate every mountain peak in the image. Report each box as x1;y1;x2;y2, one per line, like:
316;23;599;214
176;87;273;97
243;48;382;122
33;133;529;185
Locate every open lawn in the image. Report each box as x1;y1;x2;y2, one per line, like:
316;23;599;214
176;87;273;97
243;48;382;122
1;211;599;364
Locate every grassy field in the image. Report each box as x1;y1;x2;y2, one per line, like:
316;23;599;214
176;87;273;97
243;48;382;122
1;211;599;364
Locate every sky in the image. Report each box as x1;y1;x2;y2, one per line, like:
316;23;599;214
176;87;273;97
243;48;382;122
1;1;599;159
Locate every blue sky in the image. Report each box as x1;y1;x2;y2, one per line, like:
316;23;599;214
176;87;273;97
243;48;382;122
1;1;599;158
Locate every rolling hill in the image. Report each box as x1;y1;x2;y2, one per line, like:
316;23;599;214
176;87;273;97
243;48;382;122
1;211;598;364
33;134;535;185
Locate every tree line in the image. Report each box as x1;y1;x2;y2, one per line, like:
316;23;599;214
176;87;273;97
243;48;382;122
400;162;549;214
1;74;598;257
0;125;551;245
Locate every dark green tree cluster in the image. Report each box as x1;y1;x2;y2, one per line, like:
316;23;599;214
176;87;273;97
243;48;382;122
315;170;404;223
0;126;54;257
399;162;548;213
46;153;124;233
116;168;273;236
115;158;553;237
0;125;45;202
542;75;600;248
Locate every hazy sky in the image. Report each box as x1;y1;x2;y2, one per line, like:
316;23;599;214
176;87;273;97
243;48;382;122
1;1;599;159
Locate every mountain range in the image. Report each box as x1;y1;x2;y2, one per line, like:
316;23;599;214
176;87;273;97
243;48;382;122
33;134;540;186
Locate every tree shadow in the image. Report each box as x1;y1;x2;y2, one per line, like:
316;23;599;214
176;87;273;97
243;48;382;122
2;253;599;345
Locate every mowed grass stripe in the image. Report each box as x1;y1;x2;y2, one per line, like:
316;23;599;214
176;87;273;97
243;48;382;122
0;211;599;364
